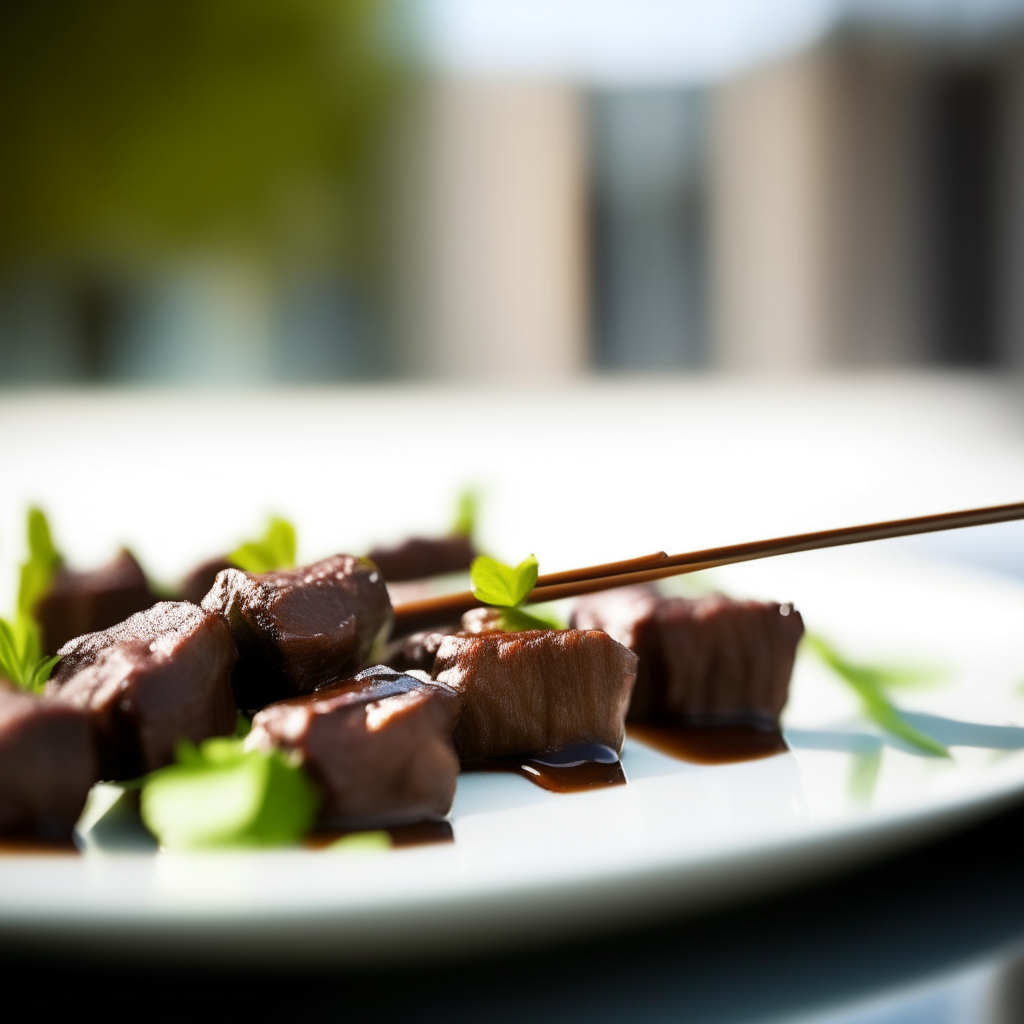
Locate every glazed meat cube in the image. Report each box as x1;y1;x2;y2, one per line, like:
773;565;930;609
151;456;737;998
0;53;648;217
570;586;804;726
384;629;455;675
179;556;232;605
569;586;663;718
368;535;476;582
457;607;506;635
35;549;155;655
0;683;97;837
247;666;459;827
202;554;393;713
47;602;237;780
383;607;533;675
433;630;637;760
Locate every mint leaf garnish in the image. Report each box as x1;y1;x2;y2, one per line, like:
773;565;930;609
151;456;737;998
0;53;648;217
0;618;59;693
140;737;319;849
228;517;297;574
470;554;538;608
328;830;392;853
804;634;948;757
498;606;563;632
451;489;479;539
0;508;63;692
18;507;61;618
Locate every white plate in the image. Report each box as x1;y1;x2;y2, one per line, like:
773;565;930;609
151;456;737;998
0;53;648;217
2;383;1024;962
3;546;1024;962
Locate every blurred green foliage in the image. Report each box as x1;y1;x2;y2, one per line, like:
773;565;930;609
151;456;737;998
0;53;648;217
0;0;399;273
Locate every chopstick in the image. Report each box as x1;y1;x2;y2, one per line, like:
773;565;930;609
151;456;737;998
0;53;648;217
391;499;1024;632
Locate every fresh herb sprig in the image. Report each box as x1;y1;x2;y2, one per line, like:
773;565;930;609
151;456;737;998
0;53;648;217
803;634;948;757
470;554;562;631
0;508;62;692
140;736;319;849
228;517;296;574
451;489;479;540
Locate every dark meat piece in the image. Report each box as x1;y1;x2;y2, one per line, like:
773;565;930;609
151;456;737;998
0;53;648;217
458;607;506;635
368;535;476;582
0;683;97;837
433;630;637;760
247;666;459;828
47;602;237;780
35;549;155;655
570;586;804;727
383;606;538;676
381;606;534;675
202;554;393;713
569;586;662;719
384;628;456;675
179;556;232;605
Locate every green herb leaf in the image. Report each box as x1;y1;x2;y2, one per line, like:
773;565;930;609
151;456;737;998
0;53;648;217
0;508;63;692
228;517;297;575
139;737;319;849
328;830;392;853
18;507;61;619
848;747;883;804
451;489;479;539
0;616;59;693
804;634;948;757
498;606;564;632
470;554;538;608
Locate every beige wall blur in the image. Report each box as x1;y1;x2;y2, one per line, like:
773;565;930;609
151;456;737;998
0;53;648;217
392;78;587;380
712;54;832;370
711;45;925;370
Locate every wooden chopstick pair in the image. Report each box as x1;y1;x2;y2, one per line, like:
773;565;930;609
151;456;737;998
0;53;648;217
392;500;1024;633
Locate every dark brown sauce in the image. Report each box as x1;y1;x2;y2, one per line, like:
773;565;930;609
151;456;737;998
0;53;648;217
307;819;454;850
462;743;626;793
0;835;78;856
628;722;788;765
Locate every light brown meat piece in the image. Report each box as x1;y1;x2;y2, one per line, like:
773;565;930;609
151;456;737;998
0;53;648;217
47;601;237;779
0;682;98;837
201;554;393;713
433;629;637;760
571;586;804;726
247;666;459;828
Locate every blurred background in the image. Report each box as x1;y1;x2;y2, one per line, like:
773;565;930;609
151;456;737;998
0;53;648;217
3;0;1024;385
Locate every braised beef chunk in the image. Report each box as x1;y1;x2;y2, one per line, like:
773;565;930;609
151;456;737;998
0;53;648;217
569;586;663;719
35;549;154;655
367;536;476;582
0;683;97;837
570;586;804;726
458;607;506;635
383;609;536;675
433;630;637;760
202;554;393;713
179;556;232;605
384;629;455;675
247;666;459;827
47;602;237;780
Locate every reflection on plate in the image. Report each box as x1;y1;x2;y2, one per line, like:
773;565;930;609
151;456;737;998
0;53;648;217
3;548;1024;962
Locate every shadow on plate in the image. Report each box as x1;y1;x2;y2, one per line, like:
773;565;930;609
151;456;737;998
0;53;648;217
788;714;1024;757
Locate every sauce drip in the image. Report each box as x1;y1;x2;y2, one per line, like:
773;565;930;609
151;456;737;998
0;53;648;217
628;722;788;765
307;819;454;850
0;836;78;856
462;743;626;793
